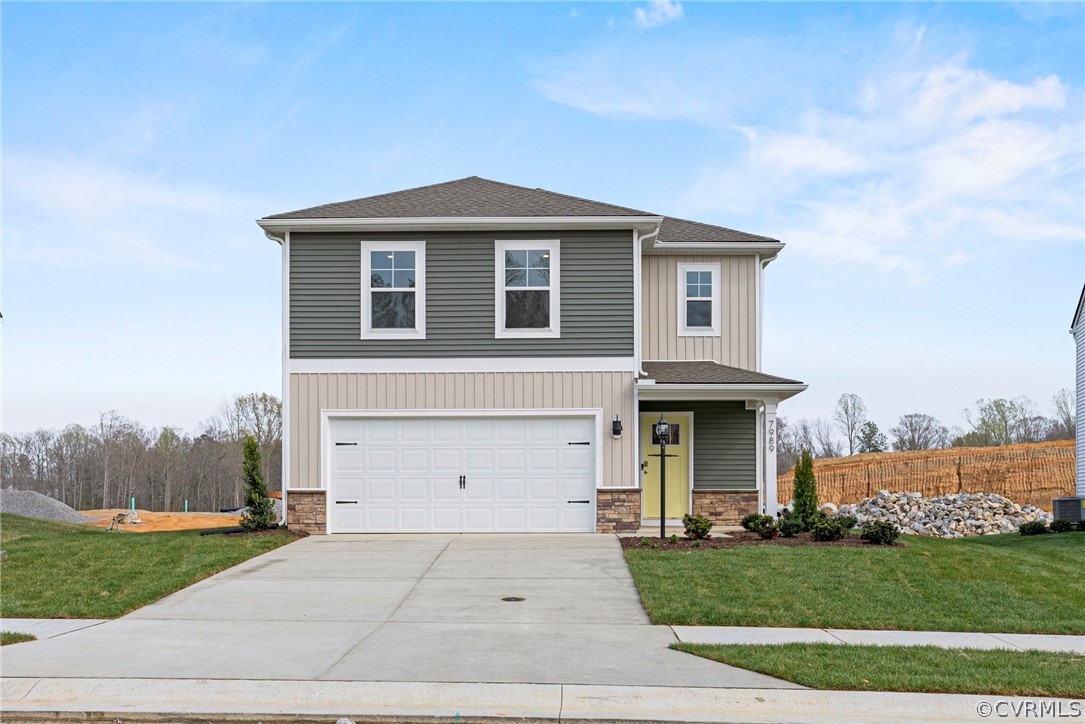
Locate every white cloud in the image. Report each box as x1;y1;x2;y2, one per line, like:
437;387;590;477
633;0;682;29
535;28;1081;280
3;155;261;271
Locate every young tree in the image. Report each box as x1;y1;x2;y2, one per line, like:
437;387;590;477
856;421;888;453
791;449;819;529
891;413;949;451
833;393;868;455
240;436;276;531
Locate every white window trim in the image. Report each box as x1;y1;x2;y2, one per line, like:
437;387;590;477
494;240;561;339
361;240;426;340
677;261;721;337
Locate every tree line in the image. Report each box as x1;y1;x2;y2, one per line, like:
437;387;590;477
1;393;282;513
777;389;1076;473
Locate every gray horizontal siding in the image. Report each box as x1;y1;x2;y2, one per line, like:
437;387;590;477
290;230;634;358
640;401;756;490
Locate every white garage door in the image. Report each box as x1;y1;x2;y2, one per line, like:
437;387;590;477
329;415;597;533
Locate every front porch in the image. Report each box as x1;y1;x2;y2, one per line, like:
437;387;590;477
630;361;806;530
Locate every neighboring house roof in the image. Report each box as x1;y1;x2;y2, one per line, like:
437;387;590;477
641;360;803;386
265;176;775;244
1072;283;1085;333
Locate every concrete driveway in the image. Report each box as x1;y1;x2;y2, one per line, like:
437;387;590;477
1;534;796;688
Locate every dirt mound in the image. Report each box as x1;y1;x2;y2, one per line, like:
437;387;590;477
778;440;1075;509
81;510;242;532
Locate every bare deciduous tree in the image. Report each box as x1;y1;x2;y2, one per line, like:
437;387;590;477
1050;388;1075;441
833;393;868;456
891;413;950;451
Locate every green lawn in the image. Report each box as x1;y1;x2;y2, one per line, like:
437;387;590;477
1;632;37;646
625;532;1085;633
674;643;1085;697
0;513;298;618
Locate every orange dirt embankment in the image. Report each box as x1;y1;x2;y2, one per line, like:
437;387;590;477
82;510;242;532
777;440;1076;509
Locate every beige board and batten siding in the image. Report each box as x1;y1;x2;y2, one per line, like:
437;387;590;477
289;371;636;489
642;254;758;369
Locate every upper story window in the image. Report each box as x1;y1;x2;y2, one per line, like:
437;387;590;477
495;240;560;338
677;261;721;337
361;240;425;339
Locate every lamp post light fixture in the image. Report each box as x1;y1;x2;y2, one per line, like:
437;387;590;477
654;415;672;540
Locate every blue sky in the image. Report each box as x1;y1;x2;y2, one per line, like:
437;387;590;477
3;1;1083;437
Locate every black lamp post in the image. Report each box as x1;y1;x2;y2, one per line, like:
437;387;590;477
651;414;674;540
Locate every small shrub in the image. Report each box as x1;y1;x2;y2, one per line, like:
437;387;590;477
1050;519;1073;533
757;521;778;539
776;511;804;538
810;517;850;542
860;520;900;545
744;514;775;535
835;515;858;531
1019;521;1050;536
692;540;701;548
682;513;713;540
1077;520;1085;532
670;533;680;543
639;537;651;547
740;513;763;531
240;436;276;531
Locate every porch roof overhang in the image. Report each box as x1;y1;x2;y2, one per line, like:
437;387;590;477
637;360;807;402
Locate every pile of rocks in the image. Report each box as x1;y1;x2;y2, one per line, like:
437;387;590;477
834;490;1053;538
0;488;92;524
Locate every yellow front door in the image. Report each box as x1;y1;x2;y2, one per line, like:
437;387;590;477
640;413;691;519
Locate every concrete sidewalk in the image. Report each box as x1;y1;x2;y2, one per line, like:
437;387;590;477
673;626;1085;654
3;677;1082;723
0;618;107;639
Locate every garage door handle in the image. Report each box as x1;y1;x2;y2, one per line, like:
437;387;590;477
335;500;358;504
334;442;358;446
567;500;590;504
567;441;591;446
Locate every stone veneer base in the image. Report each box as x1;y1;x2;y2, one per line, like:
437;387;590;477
286;489;327;535
596;488;642;533
692;490;760;526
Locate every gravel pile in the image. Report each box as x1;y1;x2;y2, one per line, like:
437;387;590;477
836;490;1053;538
0;488;92;524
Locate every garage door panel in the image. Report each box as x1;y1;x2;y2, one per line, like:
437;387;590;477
398;478;429;501
465;419;494;442
400;449;429;472
464;475;494;501
495;448;526;472
368;449;397;472
495;419;526;442
463;507;494;531
367;477;397;501
330;415;597;533
496;476;526;500
464;448;494;471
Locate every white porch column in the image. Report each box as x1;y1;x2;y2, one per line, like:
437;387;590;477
763;401;779;517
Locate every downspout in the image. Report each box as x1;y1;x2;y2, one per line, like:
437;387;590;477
634;223;661;379
279;230;290;527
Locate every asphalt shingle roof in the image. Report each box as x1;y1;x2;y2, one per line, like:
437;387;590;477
265;176;775;244
642;361;803;386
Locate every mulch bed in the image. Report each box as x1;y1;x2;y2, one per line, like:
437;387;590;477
620;530;898;550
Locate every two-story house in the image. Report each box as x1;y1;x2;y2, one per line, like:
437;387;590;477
258;177;806;534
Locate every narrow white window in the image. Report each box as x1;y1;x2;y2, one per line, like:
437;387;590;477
678;262;721;336
495;240;560;338
361;240;425;339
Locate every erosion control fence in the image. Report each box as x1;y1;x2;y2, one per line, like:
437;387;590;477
777;440;1075;509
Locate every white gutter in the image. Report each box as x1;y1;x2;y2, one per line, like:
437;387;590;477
648;240;785;263
257;215;665;236
634;223;661;379
637;381;808;402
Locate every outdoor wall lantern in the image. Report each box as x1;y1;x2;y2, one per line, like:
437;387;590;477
611;416;623;438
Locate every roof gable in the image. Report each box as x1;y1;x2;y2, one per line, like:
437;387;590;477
265;176;776;244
